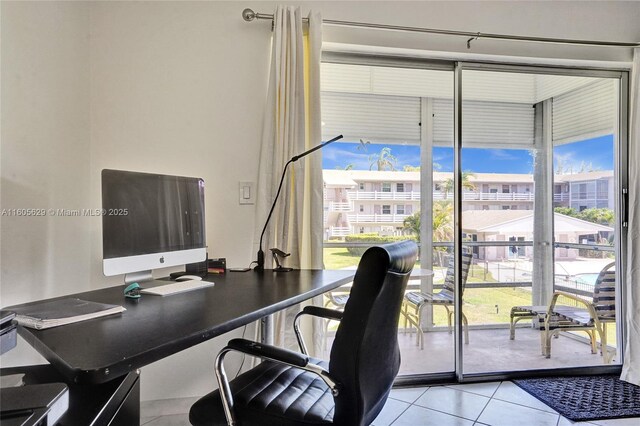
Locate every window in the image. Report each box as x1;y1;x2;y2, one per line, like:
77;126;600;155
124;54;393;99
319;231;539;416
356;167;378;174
482;205;489;210
382;205;391;214
502;185;510;193
396;205;405;214
490;188;498;194
502;205;510;210
397;183;405;192
597;180;608;198
359;204;364;212
359;183;365;191
511;205;518;210
382;183;391;192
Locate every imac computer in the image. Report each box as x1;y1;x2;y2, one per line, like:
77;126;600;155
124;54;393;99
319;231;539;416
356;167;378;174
101;169;206;285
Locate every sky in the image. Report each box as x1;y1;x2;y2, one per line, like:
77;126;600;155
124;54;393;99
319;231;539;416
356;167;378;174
322;134;614;174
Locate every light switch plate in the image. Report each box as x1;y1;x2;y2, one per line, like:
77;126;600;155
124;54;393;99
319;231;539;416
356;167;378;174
239;182;255;205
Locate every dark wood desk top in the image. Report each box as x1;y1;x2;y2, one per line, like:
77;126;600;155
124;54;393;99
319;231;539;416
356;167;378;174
4;269;354;385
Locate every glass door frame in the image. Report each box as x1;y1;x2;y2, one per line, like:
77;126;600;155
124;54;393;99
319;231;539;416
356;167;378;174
320;52;629;385
453;61;629;383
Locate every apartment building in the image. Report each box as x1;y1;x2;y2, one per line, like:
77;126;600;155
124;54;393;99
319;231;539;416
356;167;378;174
323;169;614;238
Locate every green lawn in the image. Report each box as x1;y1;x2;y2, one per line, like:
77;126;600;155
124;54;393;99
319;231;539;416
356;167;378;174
324;248;531;326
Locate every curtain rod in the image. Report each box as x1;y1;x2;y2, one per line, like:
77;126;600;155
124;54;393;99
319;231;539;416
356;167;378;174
241;8;640;49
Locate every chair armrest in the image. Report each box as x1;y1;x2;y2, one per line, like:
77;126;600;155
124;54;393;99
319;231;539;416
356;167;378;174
546;291;598;325
228;338;309;367
293;306;343;355
301;306;344;321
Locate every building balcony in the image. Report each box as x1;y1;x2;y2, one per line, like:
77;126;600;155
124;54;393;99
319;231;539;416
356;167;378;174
327;226;351;237
346;190;421;201
346;213;410;223
326;201;352;212
343;190;536;202
451;192;535;202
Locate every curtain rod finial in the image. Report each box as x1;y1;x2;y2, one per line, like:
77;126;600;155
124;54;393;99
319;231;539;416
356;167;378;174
242;8;256;22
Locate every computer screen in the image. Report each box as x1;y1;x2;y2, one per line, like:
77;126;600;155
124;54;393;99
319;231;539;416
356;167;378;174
101;169;206;279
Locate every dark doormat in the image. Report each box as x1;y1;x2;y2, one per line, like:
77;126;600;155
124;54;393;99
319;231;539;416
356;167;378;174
513;375;640;422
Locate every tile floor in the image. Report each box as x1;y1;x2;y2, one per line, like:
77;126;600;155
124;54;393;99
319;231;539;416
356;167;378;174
140;381;640;426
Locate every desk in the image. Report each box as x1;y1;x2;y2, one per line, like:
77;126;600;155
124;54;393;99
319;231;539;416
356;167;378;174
2;269;354;424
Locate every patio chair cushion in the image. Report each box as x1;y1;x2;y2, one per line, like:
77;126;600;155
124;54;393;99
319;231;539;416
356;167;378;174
405;291;453;306
593;266;616;319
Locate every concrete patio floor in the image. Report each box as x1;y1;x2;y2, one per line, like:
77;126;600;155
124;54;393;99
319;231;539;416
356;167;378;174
322;327;618;376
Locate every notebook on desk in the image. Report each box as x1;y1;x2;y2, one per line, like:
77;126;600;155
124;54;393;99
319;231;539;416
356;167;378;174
9;298;125;330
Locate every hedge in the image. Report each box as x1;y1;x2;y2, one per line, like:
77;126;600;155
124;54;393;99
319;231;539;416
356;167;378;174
344;234;418;255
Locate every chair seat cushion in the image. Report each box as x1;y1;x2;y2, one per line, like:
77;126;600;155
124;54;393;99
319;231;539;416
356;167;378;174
405;291;453;306
189;358;334;426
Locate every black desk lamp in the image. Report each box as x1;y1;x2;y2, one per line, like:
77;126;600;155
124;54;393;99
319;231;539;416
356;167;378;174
255;134;343;271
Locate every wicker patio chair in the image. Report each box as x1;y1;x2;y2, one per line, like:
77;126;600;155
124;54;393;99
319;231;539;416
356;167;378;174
401;251;473;349
510;262;616;363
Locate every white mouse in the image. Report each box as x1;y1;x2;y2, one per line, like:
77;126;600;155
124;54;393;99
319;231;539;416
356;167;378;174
175;274;203;282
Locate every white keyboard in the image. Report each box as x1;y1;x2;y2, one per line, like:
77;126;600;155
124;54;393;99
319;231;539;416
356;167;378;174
140;280;215;296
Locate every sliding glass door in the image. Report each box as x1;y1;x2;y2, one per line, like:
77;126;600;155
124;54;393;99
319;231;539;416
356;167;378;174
459;65;625;376
320;55;627;381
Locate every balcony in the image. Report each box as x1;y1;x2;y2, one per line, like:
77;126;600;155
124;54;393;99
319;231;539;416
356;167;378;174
323;241;617;374
326;201;352;212
346;190;420;201
344;190;535;202
328;226;351;237
346;213;410;223
451;192;535;202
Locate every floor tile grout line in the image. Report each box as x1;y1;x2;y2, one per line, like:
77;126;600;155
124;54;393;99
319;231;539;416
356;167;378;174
490;394;559;416
493;381;560;416
471;380;502;423
140;416;161;425
408;394;490;424
386;400;413;426
388;386;430;404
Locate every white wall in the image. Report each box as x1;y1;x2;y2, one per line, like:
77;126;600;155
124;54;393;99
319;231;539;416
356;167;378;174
1;0;638;401
1;1;92;367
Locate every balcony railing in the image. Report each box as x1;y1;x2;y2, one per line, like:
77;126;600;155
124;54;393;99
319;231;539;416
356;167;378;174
327;201;352;211
346;213;410;223
440;192;535;201
328;226;351;237
342;190;535;202
346;190;420;201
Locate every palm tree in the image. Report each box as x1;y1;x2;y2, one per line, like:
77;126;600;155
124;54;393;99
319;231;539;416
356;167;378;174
335;163;354;170
442;171;476;198
402;212;421;241
368;147;397;171
432;201;453;242
402;201;454;243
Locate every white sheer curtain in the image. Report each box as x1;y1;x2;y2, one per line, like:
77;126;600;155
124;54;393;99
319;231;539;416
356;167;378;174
621;48;640;386
253;6;324;352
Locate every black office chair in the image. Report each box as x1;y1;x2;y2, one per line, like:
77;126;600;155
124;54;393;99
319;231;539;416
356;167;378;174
189;240;418;426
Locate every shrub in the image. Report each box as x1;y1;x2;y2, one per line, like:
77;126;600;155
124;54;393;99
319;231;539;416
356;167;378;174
344;234;418;255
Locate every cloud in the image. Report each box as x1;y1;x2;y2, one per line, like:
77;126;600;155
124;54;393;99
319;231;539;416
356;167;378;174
488;149;520;161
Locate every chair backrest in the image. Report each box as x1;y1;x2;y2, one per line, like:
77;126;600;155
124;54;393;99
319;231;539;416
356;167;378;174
592;262;616;319
329;240;418;426
441;251;474;298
